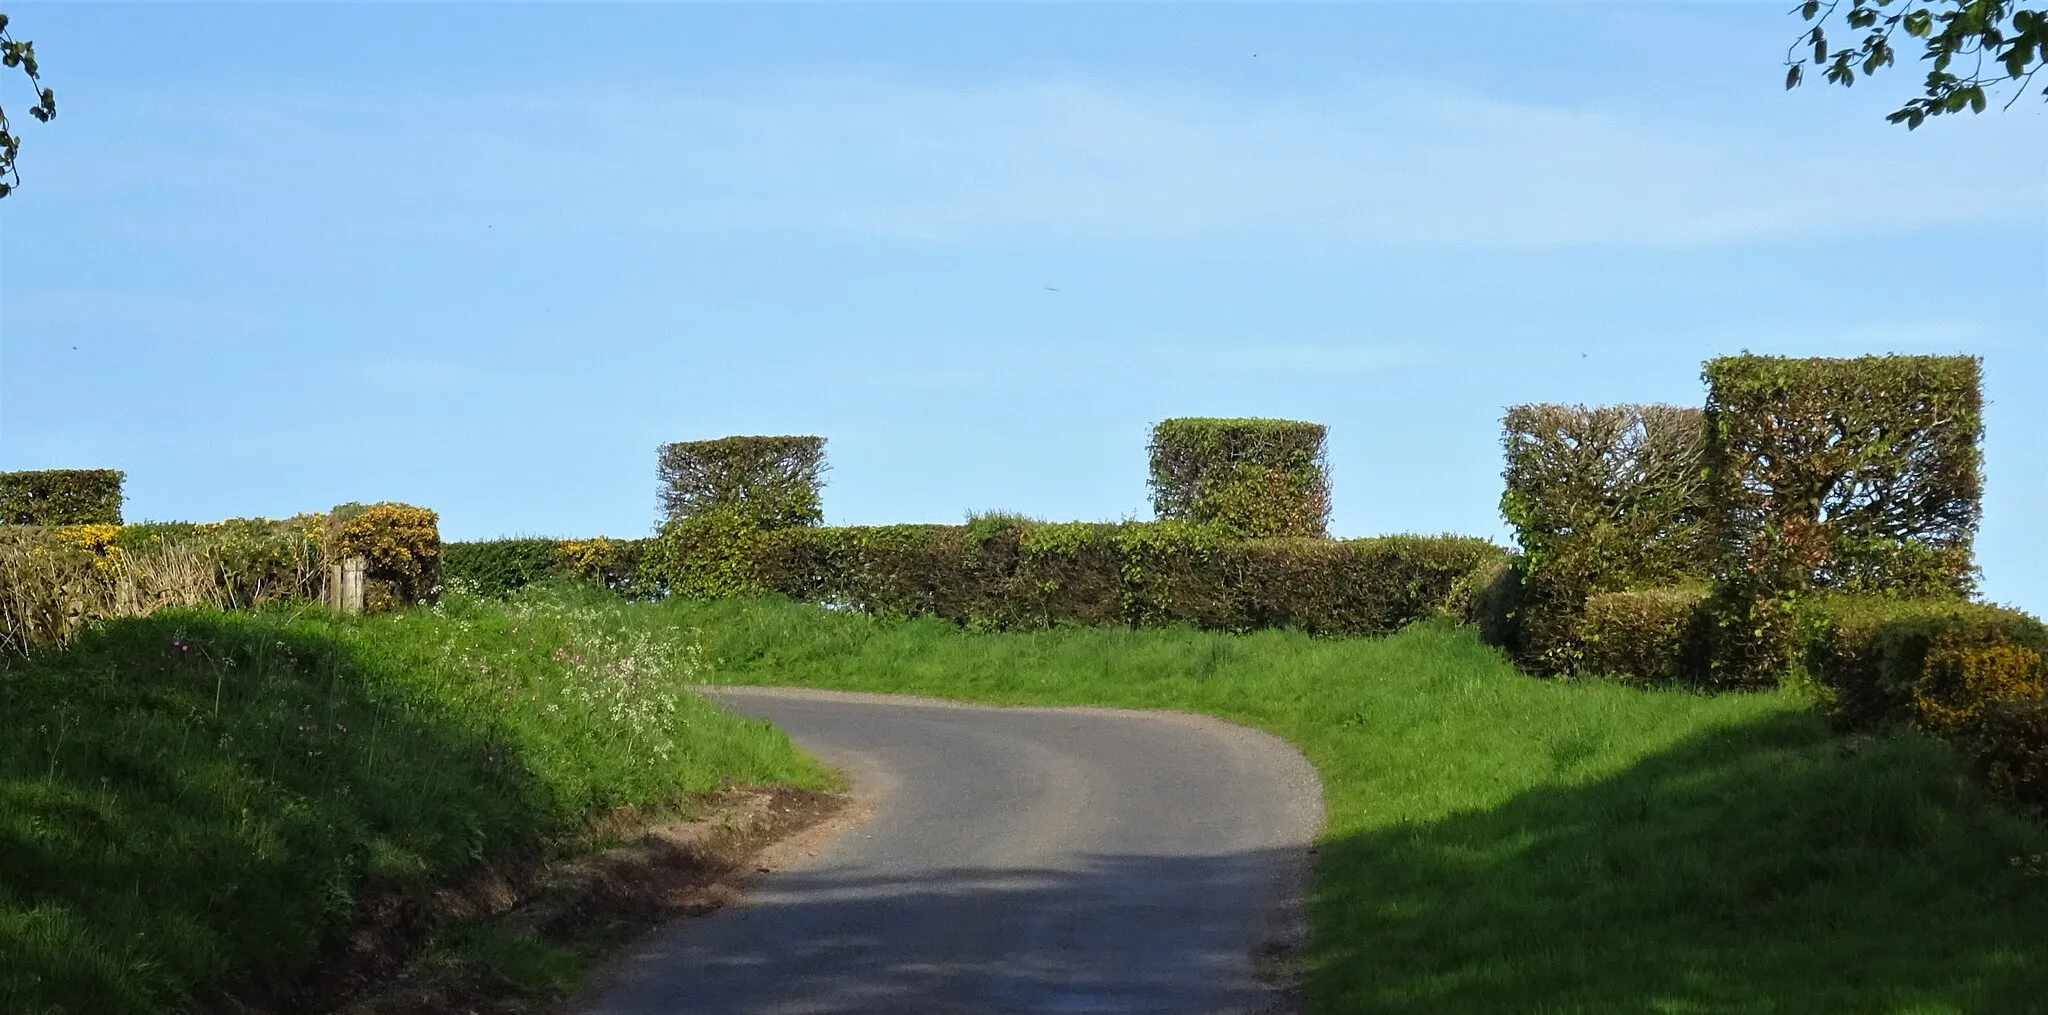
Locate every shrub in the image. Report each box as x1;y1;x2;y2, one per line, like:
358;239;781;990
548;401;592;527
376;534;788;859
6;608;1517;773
1910;629;2047;737
0;469;124;525
1968;699;2048;810
1499;404;1711;674
1464;554;1529;654
330;503;442;611
1147;419;1330;538
1701;354;1984;687
1800;595;2048;729
655;436;826;528
444;537;559;597
1577;585;1710;685
648;509;783;600
555;536;655;598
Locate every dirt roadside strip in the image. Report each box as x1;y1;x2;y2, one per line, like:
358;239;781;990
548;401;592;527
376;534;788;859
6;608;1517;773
574;686;1326;1015
193;786;854;1015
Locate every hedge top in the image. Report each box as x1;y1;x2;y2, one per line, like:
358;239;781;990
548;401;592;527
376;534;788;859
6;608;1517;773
1702;352;1982;598
656;436;827;529
1147;418;1330;538
0;469;125;526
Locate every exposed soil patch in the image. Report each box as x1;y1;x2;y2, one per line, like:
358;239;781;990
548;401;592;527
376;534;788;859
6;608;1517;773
198;786;849;1015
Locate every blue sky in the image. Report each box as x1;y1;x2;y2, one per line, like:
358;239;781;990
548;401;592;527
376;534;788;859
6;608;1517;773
2;3;2043;612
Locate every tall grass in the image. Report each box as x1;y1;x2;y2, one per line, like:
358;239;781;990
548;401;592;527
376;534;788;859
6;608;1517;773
669;595;2048;1013
0;586;829;1015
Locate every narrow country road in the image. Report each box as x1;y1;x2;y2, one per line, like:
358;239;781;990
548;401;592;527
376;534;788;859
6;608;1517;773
576;687;1324;1015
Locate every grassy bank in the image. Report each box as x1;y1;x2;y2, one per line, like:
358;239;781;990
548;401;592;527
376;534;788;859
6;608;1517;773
0;591;830;1015
665;593;2048;1014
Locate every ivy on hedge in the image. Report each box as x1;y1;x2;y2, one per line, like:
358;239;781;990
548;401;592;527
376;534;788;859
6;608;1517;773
1147;419;1330;538
1498;404;1712;674
1701;354;1983;688
656;436;826;528
0;469;124;525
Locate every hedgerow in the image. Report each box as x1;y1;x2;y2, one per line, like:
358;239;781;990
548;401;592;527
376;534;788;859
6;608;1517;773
0;469;124;525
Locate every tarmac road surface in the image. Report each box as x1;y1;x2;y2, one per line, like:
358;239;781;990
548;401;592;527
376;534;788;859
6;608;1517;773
576;686;1324;1015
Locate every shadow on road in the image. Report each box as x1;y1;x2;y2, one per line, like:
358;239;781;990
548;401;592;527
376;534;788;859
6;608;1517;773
587;848;1304;1014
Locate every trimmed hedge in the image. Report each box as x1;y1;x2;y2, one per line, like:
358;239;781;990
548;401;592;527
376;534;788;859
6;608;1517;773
0;469;124;525
1801;595;2048;729
387;536;664;600
1701;354;1984;687
442;538;561;597
1499;404;1711;674
656;436;826;528
659;515;1505;638
1576;585;1710;686
1148;419;1330;538
1800;594;2048;809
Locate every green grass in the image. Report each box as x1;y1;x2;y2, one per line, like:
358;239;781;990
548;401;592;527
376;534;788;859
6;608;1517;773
662;593;2048;1014
0;589;830;1015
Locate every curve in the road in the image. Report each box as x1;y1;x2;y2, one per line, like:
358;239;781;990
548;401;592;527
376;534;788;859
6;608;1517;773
576;686;1325;1015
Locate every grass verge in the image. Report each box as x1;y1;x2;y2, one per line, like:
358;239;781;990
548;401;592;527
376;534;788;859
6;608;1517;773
663;592;2048;1014
0;590;832;1015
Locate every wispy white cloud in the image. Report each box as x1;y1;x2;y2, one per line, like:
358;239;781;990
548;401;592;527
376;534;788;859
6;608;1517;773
90;77;2048;252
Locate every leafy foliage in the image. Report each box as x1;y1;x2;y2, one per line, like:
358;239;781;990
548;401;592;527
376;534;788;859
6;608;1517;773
1498;405;1712;674
442;537;658;600
1577;585;1713;686
330;503;443;612
1147;418;1331;538
1786;0;2048;127
0;12;56;200
1700;354;1983;688
657;514;1505;638
0;469;124;526
655;436;826;529
1800;593;2048;807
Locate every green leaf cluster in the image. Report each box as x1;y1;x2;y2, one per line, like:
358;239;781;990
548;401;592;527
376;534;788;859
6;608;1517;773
1147;418;1331;538
655;436;826;529
0;469;124;526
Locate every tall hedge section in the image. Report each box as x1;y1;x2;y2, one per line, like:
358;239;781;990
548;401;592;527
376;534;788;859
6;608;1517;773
1498;404;1711;674
1147;419;1330;538
0;469;125;526
1701;354;1983;688
656;435;827;527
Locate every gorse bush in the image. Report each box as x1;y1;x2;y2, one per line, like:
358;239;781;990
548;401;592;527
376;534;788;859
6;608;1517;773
0;469;124;525
1;506;439;656
330;503;443;611
1147;418;1330;538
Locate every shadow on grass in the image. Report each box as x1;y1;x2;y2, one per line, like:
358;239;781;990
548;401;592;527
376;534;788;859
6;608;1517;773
1310;710;2048;1014
580;709;2048;1015
0;609;551;1014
